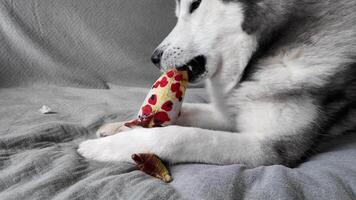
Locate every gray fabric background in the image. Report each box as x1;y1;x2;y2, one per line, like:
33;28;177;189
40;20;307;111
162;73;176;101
1;0;356;200
0;0;176;88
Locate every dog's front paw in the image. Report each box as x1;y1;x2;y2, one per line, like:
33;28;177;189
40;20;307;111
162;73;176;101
78;139;133;163
78;139;134;163
77;139;108;161
78;129;157;163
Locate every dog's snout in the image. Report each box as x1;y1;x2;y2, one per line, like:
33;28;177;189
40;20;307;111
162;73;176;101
151;49;163;68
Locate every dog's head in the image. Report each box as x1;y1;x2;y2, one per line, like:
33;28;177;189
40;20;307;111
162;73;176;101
151;0;258;86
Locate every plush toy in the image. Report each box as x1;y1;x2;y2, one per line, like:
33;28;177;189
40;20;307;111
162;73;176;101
125;68;189;128
125;68;189;183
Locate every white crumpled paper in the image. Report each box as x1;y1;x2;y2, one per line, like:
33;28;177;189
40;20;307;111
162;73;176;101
39;105;53;114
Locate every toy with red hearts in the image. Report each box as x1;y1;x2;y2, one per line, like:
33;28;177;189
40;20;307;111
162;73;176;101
125;68;189;128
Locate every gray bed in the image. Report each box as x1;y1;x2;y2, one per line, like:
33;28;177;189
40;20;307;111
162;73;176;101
0;0;356;199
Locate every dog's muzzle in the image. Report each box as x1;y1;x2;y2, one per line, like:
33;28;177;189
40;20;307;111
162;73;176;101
151;49;207;83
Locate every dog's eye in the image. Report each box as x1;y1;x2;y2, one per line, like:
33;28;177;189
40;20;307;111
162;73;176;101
189;0;201;14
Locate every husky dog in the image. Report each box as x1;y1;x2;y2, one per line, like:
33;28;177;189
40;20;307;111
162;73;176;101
78;0;356;167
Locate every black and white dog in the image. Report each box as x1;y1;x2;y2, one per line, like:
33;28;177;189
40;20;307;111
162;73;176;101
78;0;356;167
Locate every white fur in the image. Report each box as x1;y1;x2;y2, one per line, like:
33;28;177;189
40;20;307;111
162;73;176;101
78;125;272;165
78;0;340;166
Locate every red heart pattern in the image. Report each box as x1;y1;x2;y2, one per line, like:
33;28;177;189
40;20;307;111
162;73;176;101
148;94;157;105
161;100;173;112
139;69;188;127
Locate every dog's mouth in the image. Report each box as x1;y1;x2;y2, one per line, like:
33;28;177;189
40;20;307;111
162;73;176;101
176;55;207;83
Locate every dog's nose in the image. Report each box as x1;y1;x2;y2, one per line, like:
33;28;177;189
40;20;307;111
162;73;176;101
151;49;163;69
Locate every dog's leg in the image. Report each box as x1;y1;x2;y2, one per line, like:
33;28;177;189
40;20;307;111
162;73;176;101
176;103;234;131
96;103;233;137
78;125;315;167
79;93;319;166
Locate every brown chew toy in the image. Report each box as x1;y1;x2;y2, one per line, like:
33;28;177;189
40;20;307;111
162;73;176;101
127;69;188;182
132;153;172;183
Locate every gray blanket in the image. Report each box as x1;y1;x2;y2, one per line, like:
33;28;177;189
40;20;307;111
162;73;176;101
1;1;356;200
